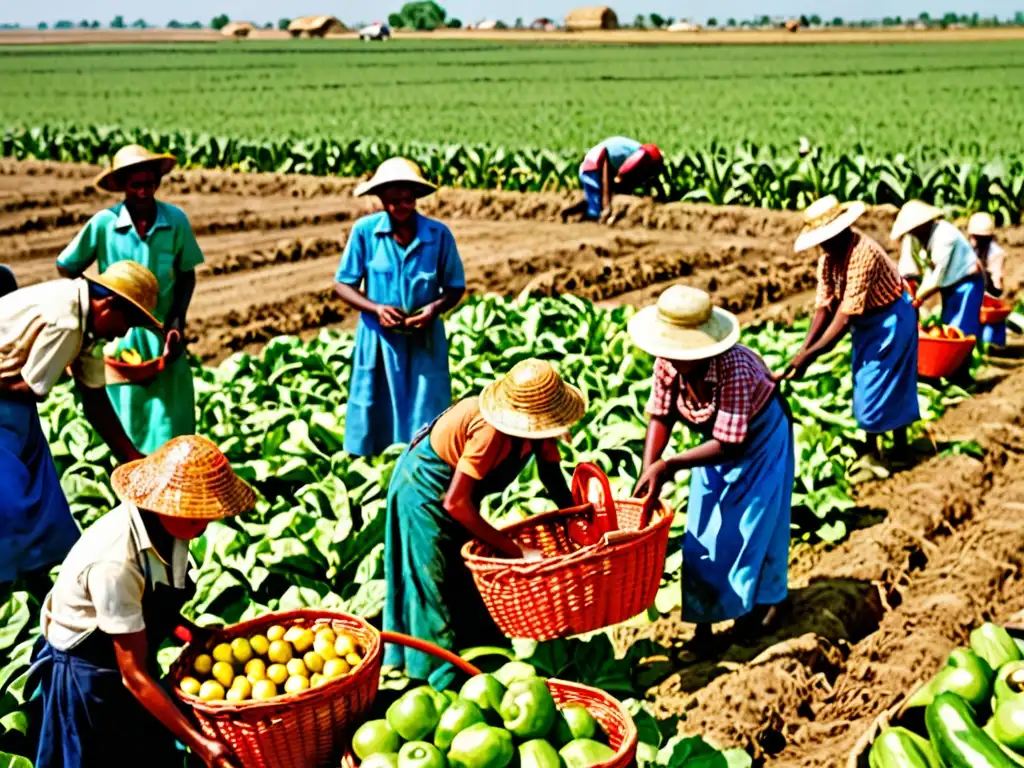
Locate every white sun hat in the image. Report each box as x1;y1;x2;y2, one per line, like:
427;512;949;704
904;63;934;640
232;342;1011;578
353;157;437;199
628;285;740;361
793;195;867;253
967;212;995;237
890;199;944;241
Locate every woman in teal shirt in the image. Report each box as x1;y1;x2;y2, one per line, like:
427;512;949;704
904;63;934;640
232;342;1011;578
57;145;204;454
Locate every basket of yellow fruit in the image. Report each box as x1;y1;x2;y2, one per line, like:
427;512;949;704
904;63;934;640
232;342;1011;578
171;609;382;768
104;330;180;384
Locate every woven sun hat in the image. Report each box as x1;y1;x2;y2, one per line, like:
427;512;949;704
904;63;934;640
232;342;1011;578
479;359;587;440
86;260;162;329
890;199;944;241
968;211;996;237
354;157;437;199
628;285;740;361
111;435;256;520
94;144;177;193
793;195;867;253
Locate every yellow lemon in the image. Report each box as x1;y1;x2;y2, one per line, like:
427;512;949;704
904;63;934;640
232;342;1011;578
286;658;308;678
231;676;252;699
313;636;338;661
310;673;328;688
225;687;248;703
283;626;304;644
249;634;270;657
322;659;350;679
303;651;325;674
267;640;293;664
193;654;213;676
267;663;289;685
266;625;287;643
212;661;235;688
285;627;315;654
231;637;253;664
252;680;277;700
284;675;310;695
212;643;234;664
334;634;357;657
180;676;202;696
245;658;267;683
315;627;337;646
120;348;143;365
345;653;362;667
199;680;226;702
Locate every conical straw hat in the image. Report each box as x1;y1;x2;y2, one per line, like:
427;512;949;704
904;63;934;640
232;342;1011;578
890;199;944;241
967;212;995;237
86;260;162;329
628;285;739;361
111;435;256;520
94;144;177;193
479;359;586;440
793;195;866;253
354;157;437;199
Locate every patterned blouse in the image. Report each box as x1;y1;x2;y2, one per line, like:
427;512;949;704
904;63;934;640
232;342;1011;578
645;345;775;444
815;231;905;315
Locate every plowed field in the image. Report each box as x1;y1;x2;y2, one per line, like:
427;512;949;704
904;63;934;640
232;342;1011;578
3;158;1024;765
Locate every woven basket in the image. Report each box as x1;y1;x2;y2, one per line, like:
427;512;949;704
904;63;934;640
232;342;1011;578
461;499;673;640
171;609;383;768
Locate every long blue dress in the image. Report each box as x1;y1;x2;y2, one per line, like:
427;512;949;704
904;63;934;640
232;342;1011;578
335;212;465;457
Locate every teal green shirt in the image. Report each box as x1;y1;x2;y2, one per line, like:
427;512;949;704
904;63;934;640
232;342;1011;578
56;201;204;453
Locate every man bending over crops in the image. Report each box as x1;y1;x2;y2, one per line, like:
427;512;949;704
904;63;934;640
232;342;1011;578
0;261;160;587
560;138;664;223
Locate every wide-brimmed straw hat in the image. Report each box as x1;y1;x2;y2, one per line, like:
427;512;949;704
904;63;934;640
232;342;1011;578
628;285;740;361
968;212;995;237
94;145;177;193
86;260;162;329
479;359;586;440
111;435;256;520
354;157;437;199
890;199;944;241
793;195;867;253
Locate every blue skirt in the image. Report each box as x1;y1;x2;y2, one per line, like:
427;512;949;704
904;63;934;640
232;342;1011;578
850;292;921;434
683;397;794;624
941;273;985;339
0;399;80;581
982;321;1007;347
579;167;603;218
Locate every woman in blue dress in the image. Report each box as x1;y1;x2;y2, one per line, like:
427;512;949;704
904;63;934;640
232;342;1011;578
334;158;466;457
560;137;664;223
967;212;1009;347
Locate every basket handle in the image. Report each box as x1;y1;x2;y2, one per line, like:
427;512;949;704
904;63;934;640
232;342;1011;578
381;631;482;677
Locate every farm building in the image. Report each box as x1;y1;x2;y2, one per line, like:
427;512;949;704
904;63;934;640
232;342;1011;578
564;6;618;31
531;17;557;30
287;15;346;37
220;21;254;38
784;19;801;31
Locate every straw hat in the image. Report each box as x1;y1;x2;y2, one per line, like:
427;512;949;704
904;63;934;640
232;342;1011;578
968;212;995;237
354;157;437;199
890;200;944;241
628;285;740;361
111;435;256;520
94;145;177;193
87;260;162;329
479;359;586;440
793;195;867;253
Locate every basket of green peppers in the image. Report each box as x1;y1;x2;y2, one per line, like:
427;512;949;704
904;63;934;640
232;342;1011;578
345;654;637;768
848;619;1024;767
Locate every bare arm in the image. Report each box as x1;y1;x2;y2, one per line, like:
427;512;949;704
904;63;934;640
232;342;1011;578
166;271;196;332
600;157;612;214
536;457;573;510
443;472;522;558
775;305;833;380
641;414;675;471
635;435;742;499
334;281;406;328
77;383;144;463
405;286;466;329
786;309;851;379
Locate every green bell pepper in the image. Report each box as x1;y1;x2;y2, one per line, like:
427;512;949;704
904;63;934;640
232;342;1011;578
993;699;1024;752
559;739;616;768
353;719;402;760
363;754;400;768
985;720;1024;766
447;723;514;768
553;706;599;746
500;678;557;740
398;741;448;768
908;649;994;709
494;662;538;687
867;727;940;768
435;699;487;751
926;692;1018;768
459;675;507;723
995;662;1024;705
388;689;441;742
519;739;562;768
971;624;1022;672
410;685;453;717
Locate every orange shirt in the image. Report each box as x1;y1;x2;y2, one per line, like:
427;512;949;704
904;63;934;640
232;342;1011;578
430;397;561;480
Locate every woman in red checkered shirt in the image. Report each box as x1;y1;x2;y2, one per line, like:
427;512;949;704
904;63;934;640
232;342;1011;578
630;286;794;656
777;196;919;465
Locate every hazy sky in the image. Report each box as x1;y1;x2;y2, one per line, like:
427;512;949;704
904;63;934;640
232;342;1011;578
10;0;1022;26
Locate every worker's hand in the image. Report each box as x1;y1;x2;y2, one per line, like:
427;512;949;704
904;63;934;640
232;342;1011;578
199;739;238;768
163;329;184;363
376;305;407;329
633;459;669;502
598;208;615;225
404;303;439;329
911;298;923;310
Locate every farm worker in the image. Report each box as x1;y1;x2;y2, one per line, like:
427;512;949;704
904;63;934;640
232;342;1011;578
967;212;1009;347
778;197;919;463
560;138;664;223
383;359;582;688
630;286;793;656
57;144;204;454
334;157;466;456
30;435;250;768
0;261;161;587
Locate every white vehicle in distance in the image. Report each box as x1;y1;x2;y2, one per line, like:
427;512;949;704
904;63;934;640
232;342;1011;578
359;22;391;40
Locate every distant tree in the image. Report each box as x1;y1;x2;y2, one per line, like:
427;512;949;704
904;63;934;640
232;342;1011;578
132;18;147;28
633;14;646;28
91;20;100;27
277;18;291;30
110;15;125;27
210;14;230;30
54;20;73;28
448;17;462;27
649;13;665;27
707;16;718;26
37;21;48;29
396;1;446;30
918;11;931;22
78;19;90;27
809;14;821;25
727;17;737;26
665;16;675;25
1015;11;1024;24
495;20;508;28
188;21;202;28
798;14;809;26
263;21;273;28
167;19;181;28
830;16;844;26
387;13;403;27
514;16;523;28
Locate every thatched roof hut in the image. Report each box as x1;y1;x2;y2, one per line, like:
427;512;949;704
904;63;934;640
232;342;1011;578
564;6;618;31
221;21;254;38
287;15;346;37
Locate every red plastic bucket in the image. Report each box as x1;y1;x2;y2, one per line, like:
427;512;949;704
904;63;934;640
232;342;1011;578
917;328;975;378
979;294;1012;325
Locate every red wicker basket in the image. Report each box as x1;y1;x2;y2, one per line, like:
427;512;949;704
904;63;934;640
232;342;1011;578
980;294;1013;325
171;609;383;768
461;499;673;640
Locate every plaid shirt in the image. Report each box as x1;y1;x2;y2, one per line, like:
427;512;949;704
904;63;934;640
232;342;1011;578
645;345;775;444
815;231;905;315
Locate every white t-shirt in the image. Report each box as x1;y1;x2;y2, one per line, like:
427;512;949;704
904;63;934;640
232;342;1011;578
902;220;981;296
0;278;106;396
41;502;190;651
